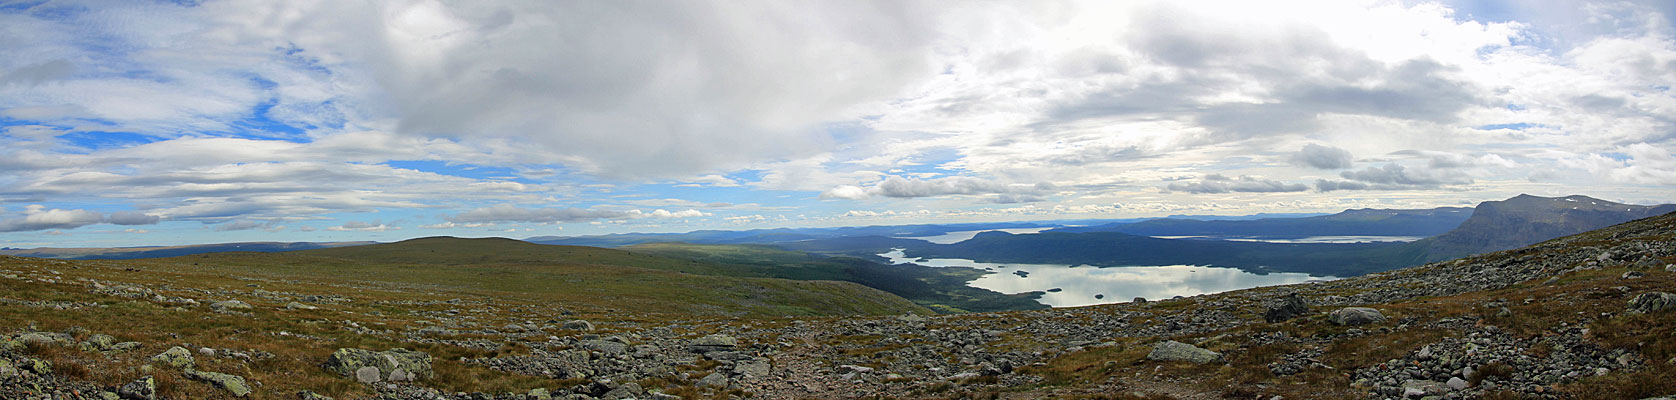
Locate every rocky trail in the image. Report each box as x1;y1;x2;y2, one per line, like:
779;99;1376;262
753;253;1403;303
3;212;1676;399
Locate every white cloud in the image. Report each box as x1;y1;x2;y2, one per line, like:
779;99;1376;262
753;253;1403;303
1166;174;1309;194
327;221;396;232
1290;144;1354;169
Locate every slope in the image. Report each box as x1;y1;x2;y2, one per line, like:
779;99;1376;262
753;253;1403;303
624;242;1049;313
1406;194;1676;263
133;236;931;317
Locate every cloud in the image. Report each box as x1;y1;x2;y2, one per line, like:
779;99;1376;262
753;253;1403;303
1315;163;1473;191
0;206;105;232
213;220;271;232
821;176;1051;200
447;205;708;224
1166;174;1308;194
1290;144;1353;169
105;211;161;226
327;221;396;232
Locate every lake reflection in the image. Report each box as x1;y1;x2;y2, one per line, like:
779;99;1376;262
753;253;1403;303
880;249;1334;307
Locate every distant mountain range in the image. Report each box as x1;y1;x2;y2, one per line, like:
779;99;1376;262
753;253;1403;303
887;194;1672;276
0;241;374;260
1049;206;1472;238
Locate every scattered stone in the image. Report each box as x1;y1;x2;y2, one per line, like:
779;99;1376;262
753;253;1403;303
296;390;334;400
562;320;594;331
150;346;195;369
324;348;434;383
527;388;551;400
1328;307;1386;326
1402;380;1444;398
1146;340;1223;364
118;376;155;400
1627;292;1676;314
1263;293;1310;322
210;300;253;311
284;302;318;310
697;372;729;388
1622;271;1645;279
688;334;738;353
0;359;17;378
184;369;252;397
1446;376;1468;390
583;339;627;355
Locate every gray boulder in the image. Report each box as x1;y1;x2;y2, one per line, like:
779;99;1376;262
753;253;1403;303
697;372;729;387
324;348;434;382
296;390;334;400
79;334;117;352
1628;292;1676;314
17;332;71;347
184;369;252;397
284;302;318;310
150;346;195;369
210;300;253;312
688;334;737;353
1328;307;1386;326
1263;293;1310;322
118;376;155;400
562;320;594;331
0;359;17;378
1145;340;1223;364
583;340;627;355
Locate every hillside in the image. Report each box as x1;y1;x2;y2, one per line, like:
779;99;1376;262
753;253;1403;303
0;212;1673;399
623;242;1047;313
129;237;932;317
0;241;375;260
1051;206;1471;238
1405;194;1676;263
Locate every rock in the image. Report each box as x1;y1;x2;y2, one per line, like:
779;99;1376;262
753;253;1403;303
1628;292;1676;314
198;347;216;357
696;372;729;388
688;334;738;353
185;369;252;397
1132;297;1146;304
210;300;253;311
17;332;70;347
583;339;627;355
1328;307;1386;326
1263;293;1310;322
21;358;50;374
324;348;434;382
1446;376;1467;390
562;320;594;331
296;390;334;400
1145;340;1223;364
734;360;771;378
150;346;195;369
1623;271;1645;279
284;302;318;310
0;359;17;378
528;388;551;400
118;376;156;400
80;334;117;352
1401;380;1444;398
839;364;874;374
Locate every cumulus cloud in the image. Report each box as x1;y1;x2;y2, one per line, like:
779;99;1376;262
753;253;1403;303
447;205;708;224
1315;163;1473;191
1166;174;1309;194
0;206;104;232
1290;144;1354;169
821;176;1052;200
327;221;396;232
213;220;271;232
105;211;161;226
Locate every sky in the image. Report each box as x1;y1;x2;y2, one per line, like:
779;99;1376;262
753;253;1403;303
2;0;1675;248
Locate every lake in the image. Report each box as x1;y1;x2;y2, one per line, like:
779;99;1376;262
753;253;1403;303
879;249;1334;307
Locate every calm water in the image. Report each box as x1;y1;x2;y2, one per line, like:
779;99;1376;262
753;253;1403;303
895;228;1054;244
880;249;1333;307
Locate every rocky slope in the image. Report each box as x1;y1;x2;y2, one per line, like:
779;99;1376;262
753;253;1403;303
1;210;1674;399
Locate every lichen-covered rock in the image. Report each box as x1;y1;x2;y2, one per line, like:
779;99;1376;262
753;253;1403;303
79;334;117;352
150;346;194;369
324;348;433;383
1146;340;1223;364
1627;292;1676;314
688;334;737;353
118;376;155;400
1328;307;1386;326
210;300;253;311
185;369;251;397
296;390;334;400
0;359;17;378
22;358;52;374
1263;293;1310;322
17;332;71;347
562;320;594;331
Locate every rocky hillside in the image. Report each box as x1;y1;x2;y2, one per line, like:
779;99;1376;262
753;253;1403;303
2;211;1674;399
1411;194;1676;263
